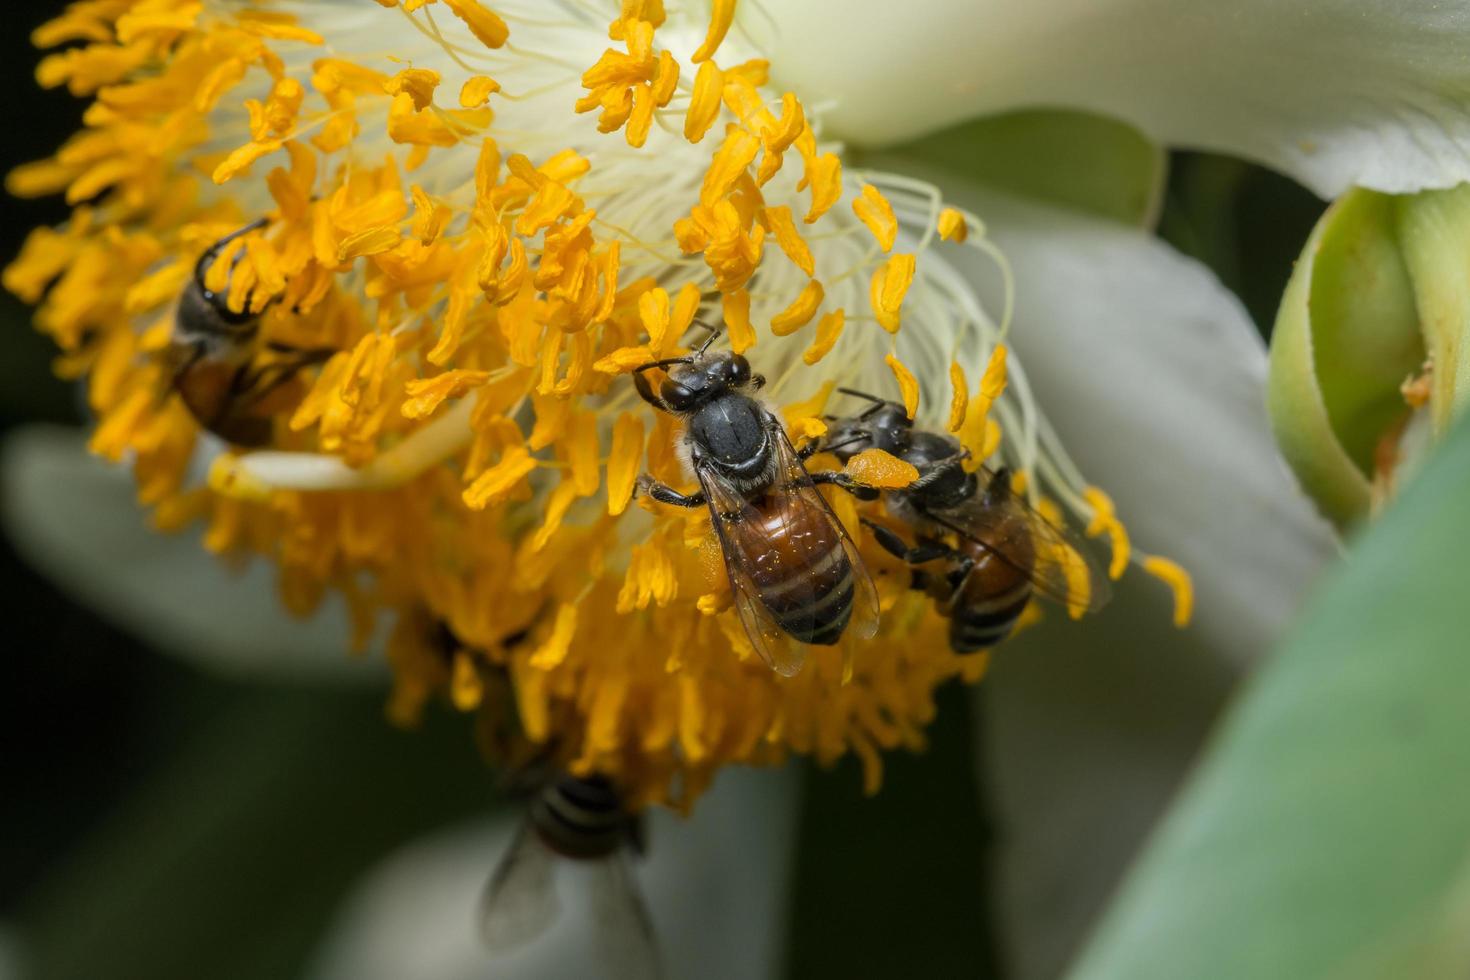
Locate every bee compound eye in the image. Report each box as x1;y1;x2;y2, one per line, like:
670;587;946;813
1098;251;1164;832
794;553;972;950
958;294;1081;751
728;355;751;385
661;381;697;410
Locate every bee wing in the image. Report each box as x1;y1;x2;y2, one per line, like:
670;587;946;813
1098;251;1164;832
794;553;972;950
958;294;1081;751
480;821;561;950
929;471;1113;615
697;464;806;677
587;852;664;980
768;424;880;642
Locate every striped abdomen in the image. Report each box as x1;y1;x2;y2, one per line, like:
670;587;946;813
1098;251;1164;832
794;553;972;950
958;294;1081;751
529;775;629;860
947;513;1036;653
737;493;854;645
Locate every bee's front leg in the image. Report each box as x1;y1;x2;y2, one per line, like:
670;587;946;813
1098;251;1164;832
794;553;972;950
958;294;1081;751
635;474;705;507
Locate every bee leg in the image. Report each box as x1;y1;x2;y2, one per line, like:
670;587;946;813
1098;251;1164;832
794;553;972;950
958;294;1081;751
801;430;870;460
635;474;705;507
748;373;766;391
908;455;967;492
807;470;880;500
265;342;337;363
861;519;952;565
945;553;978;593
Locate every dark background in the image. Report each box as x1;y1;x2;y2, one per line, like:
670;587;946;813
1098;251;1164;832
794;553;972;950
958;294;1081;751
0;4;1325;978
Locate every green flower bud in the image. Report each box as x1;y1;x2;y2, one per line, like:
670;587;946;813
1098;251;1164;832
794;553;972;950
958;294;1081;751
1265;185;1470;529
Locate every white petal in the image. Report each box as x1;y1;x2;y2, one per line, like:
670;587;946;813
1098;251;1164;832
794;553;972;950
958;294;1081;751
305;766;798;980
859;172;1336;975
0;425;379;682
977;584;1241;979
765;1;1470;196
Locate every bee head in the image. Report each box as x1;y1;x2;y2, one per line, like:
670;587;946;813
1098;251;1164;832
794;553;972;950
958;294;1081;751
660;350;753;410
176;218;270;339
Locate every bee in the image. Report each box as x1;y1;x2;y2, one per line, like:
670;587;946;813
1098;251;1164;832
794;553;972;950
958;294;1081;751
818;389;1110;652
167;218;331;447
480;772;659;978
631;331;879;676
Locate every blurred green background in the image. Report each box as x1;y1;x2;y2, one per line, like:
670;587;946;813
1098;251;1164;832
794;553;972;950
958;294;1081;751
0;4;1329;979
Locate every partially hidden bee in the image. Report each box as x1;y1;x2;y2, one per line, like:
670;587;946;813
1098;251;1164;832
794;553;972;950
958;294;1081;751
819;389;1111;653
632;331;879;676
167;218;331;447
480;772;659;978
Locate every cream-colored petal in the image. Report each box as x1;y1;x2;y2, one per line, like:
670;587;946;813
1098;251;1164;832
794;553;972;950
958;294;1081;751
0;425;378;681
766;1;1470;196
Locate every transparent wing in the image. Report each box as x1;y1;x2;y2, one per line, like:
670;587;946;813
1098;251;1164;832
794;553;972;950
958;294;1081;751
926;468;1112;615
480;822;561;951
768;425;879;641
697;464;806;676
587;852;663;980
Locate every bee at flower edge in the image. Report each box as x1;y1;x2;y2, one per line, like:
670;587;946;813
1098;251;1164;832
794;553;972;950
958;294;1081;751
482;768;659;979
167;219;337;448
631;329;880;677
816;389;1112;653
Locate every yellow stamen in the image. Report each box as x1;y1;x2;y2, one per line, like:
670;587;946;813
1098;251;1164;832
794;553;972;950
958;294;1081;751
853;183;898;252
1082;485;1132;581
869;253;915;333
937;206;968;243
946;361;968;433
770;279;824;336
607;413;645;516
723;287;755;353
885;353;920;419
1143;556;1194;627
691;0;736;63
802;308;845;365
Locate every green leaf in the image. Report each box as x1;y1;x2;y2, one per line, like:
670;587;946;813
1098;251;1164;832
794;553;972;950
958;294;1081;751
869;109;1164;227
1066;413;1470;980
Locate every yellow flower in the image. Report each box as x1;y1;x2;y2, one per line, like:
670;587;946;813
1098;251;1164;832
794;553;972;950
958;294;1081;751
5;0;1190;812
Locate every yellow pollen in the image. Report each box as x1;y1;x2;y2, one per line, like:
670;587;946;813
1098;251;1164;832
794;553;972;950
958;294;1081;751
845;449;919;489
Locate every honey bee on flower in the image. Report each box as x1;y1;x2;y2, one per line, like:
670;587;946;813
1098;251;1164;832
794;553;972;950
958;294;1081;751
3;0;1193;817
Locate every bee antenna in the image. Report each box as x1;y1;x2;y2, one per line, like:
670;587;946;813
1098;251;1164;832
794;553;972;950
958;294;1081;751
194;216;270;285
693;321;722;357
836;387;887;404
